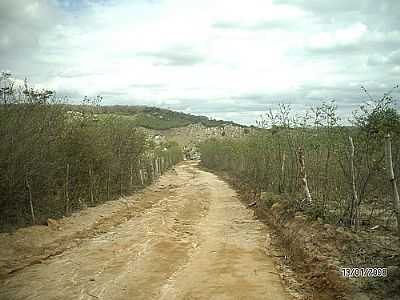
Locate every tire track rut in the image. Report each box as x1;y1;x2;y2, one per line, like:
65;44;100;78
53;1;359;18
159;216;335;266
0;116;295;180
0;161;293;300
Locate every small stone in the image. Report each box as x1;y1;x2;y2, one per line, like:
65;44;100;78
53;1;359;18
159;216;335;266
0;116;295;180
336;226;345;233
46;218;60;230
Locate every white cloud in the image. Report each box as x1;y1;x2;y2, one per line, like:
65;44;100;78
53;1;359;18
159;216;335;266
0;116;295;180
0;0;399;125
308;23;367;50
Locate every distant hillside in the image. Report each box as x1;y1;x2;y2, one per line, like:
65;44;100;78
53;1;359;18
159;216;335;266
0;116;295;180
63;104;254;150
91;105;246;130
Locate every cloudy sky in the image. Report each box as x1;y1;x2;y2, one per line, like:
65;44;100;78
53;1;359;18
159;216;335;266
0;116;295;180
1;0;399;125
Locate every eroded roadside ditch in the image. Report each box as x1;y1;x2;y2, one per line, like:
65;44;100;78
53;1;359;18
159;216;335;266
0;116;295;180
215;171;400;300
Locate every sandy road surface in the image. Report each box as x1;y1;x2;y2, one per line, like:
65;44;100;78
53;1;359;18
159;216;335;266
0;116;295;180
0;161;292;300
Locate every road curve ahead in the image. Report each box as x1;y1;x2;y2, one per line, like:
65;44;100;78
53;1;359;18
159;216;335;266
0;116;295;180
0;161;292;300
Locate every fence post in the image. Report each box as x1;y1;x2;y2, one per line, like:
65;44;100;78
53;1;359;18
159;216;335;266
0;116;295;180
298;147;312;203
26;175;35;225
65;163;70;216
385;134;400;236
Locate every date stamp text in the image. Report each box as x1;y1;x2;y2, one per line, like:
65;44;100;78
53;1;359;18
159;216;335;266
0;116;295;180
341;267;387;278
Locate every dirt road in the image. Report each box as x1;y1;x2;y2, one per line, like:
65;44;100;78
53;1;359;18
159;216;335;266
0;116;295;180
0;161;293;300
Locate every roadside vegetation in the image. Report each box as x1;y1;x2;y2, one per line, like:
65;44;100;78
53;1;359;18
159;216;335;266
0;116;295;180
201;89;400;232
200;88;400;298
0;72;182;231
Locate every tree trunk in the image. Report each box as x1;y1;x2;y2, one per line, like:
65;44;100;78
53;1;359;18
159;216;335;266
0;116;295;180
385;134;400;237
279;151;286;193
349;136;359;228
151;160;155;180
65;163;70;216
2;87;6;105
323;146;331;202
297;147;312;203
89;165;94;204
139;169;144;185
25;176;35;225
119;161;123;197
129;161;133;189
107;167;111;201
118;143;122;197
